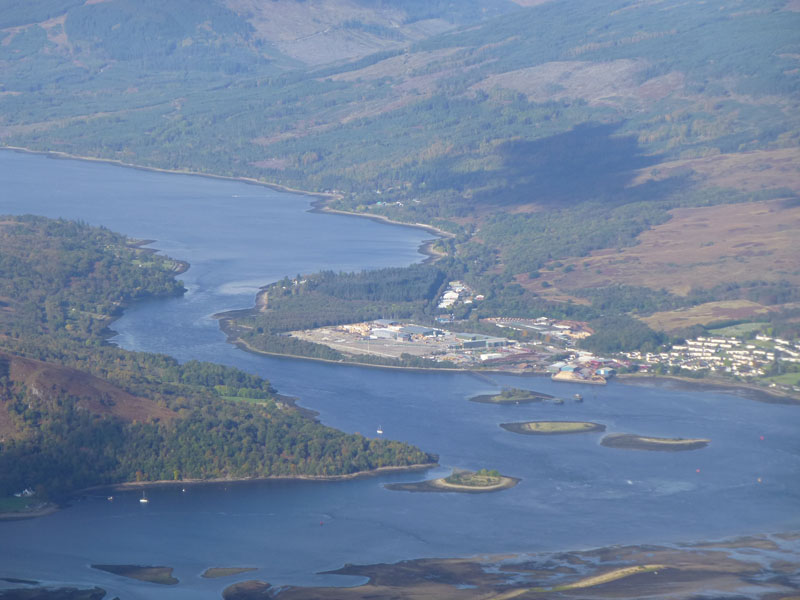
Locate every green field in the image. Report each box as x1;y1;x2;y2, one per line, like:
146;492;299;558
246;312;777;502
0;495;35;513
763;373;800;387
709;322;769;337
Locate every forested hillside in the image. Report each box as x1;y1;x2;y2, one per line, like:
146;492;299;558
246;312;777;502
1;0;798;337
0;217;435;500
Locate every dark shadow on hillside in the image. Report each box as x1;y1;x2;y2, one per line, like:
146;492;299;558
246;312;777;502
477;122;670;207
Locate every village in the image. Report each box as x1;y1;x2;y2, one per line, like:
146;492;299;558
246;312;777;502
287;279;800;393
623;333;800;394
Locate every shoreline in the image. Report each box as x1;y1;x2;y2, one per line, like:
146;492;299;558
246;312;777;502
618;373;800;404
2;532;796;599
216;320;466;373
2;145;337;201
0;503;59;521
221;324;800;400
8;146;794;405
309;197;456;241
77;463;436;496
2;465;436;521
266;531;800;599
2;146;448;262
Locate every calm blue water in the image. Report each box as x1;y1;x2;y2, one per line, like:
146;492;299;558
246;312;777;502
1;150;799;599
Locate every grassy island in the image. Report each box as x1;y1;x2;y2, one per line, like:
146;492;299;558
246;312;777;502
91;565;178;585
601;434;710;451
386;469;519;494
501;421;606;435
470;388;554;405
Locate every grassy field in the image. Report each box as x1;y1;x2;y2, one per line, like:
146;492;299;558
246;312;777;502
764;373;800;387
708;322;769;337
0;495;34;513
641;300;772;332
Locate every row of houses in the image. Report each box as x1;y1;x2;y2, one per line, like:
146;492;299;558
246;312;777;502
624;333;800;376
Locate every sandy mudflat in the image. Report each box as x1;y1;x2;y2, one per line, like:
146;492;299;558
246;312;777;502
264;533;800;600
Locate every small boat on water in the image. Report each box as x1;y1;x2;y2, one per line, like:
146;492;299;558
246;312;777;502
574;393;583;402
139;492;149;504
377;426;383;435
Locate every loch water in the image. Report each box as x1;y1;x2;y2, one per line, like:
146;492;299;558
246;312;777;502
1;150;799;599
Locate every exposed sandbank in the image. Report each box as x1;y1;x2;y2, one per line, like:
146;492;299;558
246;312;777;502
253;533;800;600
618;373;800;404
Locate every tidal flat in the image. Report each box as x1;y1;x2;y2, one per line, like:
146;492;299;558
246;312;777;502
223;533;800;600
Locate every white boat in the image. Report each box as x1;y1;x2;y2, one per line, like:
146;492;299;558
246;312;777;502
139;492;149;504
377;426;383;435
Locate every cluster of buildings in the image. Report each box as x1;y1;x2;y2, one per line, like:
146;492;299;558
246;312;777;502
623;334;800;380
352;319;442;341
437;281;483;310
547;352;619;385
326;318;539;366
483;316;593;344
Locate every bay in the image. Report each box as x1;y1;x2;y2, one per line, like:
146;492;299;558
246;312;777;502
1;150;799;599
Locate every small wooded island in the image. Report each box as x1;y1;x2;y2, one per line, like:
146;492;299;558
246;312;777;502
501;421;606;435
385;469;519;493
601;434;710;451
470;387;554;404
